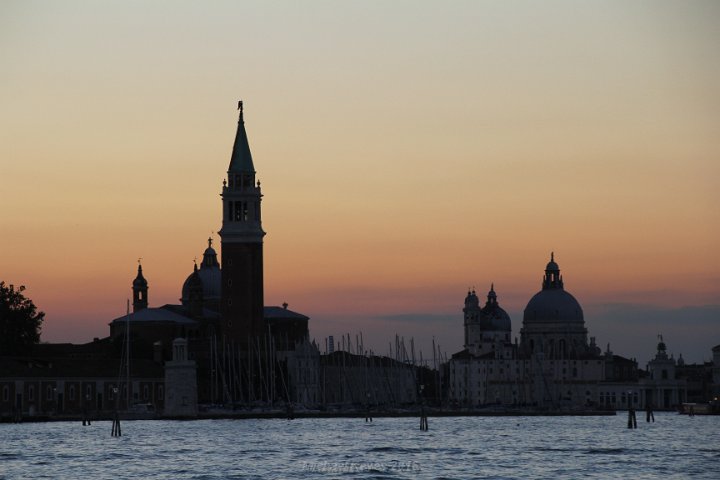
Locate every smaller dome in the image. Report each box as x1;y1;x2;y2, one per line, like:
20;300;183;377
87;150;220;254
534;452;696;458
480;285;511;331
482;306;511;331
181;239;221;311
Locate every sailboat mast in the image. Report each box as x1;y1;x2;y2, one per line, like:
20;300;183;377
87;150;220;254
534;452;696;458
126;299;131;408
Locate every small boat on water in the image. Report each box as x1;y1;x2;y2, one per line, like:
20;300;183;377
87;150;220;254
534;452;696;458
678;401;719;415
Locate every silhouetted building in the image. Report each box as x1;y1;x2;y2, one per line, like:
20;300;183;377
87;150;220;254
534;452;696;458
219;101;266;343
448;254;686;410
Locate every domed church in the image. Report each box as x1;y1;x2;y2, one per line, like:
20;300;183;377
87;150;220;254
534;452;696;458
520;253;598;360
449;254;632;408
106;103;320;408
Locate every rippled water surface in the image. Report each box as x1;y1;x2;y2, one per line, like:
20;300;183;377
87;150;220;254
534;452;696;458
1;413;719;479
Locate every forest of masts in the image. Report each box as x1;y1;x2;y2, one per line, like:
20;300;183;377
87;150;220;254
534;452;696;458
205;331;449;409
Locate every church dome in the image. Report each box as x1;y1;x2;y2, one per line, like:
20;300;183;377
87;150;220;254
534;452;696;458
480;285;511;331
523;288;584;324
181;267;221;301
523;253;584;324
181;238;221;308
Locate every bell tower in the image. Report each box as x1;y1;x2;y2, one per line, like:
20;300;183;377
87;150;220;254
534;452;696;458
218;101;266;341
132;262;148;312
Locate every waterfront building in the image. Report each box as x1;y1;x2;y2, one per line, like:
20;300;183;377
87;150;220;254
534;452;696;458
0;105;702;418
447;255;687;410
638;337;687;409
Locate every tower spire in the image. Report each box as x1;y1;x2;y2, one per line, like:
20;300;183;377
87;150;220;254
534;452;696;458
228;100;255;174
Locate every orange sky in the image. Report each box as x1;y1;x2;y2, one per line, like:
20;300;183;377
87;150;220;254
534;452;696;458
2;1;719;363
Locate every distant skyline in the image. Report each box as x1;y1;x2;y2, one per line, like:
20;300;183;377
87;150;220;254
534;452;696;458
2;1;718;363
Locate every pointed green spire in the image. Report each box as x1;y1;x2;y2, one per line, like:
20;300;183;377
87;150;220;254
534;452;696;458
228;100;255;173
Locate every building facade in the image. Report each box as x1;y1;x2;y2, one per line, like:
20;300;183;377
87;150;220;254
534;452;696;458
448;255;687;410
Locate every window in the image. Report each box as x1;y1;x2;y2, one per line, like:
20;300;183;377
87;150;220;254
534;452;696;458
661;370;668;380
86;385;92;399
28;386;34;401
143;386;149;400
159;386;164;400
2;386;8;402
69;386;75;401
47;386;53;401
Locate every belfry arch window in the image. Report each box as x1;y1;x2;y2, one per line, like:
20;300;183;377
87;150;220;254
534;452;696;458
232;202;249;221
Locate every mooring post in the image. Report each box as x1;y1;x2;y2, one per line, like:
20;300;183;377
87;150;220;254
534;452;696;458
419;384;428;431
111;412;122;437
627;407;637;429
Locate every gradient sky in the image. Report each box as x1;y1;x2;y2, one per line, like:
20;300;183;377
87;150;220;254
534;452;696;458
2;1;719;364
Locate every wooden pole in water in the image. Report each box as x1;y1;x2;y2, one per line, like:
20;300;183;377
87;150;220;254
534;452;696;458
111;411;122;437
419;384;428;431
627;406;637;429
646;402;654;422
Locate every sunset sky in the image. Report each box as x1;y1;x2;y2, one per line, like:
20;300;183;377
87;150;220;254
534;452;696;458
2;1;718;363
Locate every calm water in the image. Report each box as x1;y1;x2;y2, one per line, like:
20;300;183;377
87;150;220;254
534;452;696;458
1;413;718;479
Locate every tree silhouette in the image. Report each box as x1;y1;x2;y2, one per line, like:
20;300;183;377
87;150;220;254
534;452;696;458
0;282;45;355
